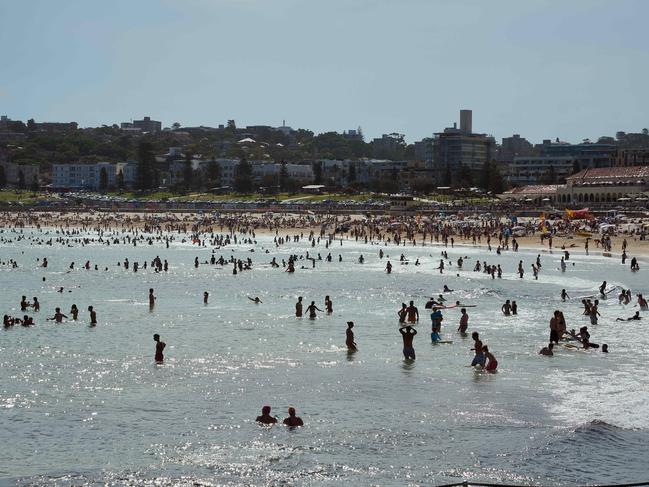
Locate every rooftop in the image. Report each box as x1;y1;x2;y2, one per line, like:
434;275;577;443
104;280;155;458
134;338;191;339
567;166;649;181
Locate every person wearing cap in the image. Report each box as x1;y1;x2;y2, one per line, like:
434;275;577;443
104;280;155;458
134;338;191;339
256;406;277;425
345;321;357;351
283;407;304;427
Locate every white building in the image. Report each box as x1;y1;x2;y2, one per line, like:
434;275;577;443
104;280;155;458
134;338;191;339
504;156;574;186
51;162;116;190
215;159;239;187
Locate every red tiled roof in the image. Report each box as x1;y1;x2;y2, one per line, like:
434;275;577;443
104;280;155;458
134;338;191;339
567;166;649;181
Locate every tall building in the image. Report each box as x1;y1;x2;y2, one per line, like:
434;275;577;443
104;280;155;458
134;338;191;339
459;109;472;134
499;134;534;161
432;110;496;175
414;137;434;169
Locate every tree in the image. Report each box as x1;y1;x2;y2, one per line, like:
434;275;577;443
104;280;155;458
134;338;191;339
572;160;581;175
348;163;356;183
541;165;557;184
99;167;108;191
136;141;156;190
27;118;36;132
488;161;505;194
279;161;289;191
313;161;323;184
18;170;26;189
457;163;473;188
172;122;181;130
441;164;452;187
117;169;125;191
479;160;490;190
206;160;220;189
643;128;649;136
233;157;253;193
183;152;194;191
227;119;237;130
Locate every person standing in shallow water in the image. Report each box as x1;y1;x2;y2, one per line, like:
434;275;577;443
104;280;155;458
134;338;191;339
346;321;357;351
149;288;156;309
306;301;322;319
399;325;417;360
283;407;304;427
295;297;303;317
256;405;277;424
154;334;166;363
88;306;97;326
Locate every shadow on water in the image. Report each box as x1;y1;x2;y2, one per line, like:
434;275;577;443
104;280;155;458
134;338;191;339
401;358;416;373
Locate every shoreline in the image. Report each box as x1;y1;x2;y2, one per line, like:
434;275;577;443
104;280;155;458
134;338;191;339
2;209;649;258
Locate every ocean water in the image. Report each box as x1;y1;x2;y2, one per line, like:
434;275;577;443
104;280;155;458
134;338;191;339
1;227;648;486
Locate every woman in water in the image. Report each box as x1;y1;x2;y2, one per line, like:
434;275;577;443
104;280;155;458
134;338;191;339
483;346;498;372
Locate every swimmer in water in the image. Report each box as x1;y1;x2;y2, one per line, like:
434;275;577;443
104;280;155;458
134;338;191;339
203;291;209;304
443;285;453;293
88;306;97;326
283;407;304;427
248;296;262;304
154;334;166;363
47;307;68;323
149;288;156;308
306;301;322;319
616;311;641;321
484;346;498;372
471;332;485;367
346;321;357;351
399;325;417;360
295;297;303;317
325;295;333;314
70;304;79;320
539;343;554;356
398;303;407;323
458;308;469;335
561;289;569;302
501;300;512;316
406;300;419;323
256;405;277;424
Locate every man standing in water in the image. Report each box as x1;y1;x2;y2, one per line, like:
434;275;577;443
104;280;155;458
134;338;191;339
346;321;357;351
406;300;419;323
47;307;68;323
153;334;166;363
295;297;303;317
399;325;417;360
88;306;97;326
149;288;156;309
256;405;277;424
283;407;304;427
458;308;469;335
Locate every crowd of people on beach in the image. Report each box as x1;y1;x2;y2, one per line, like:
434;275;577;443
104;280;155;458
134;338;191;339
2;209;647;427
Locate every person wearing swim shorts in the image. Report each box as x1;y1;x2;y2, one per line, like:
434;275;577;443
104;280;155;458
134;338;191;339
471;331;485;366
400;325;417;360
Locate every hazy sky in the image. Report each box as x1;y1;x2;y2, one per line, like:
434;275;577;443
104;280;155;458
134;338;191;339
1;0;647;143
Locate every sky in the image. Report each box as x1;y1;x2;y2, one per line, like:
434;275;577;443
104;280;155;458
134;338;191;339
0;0;647;144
